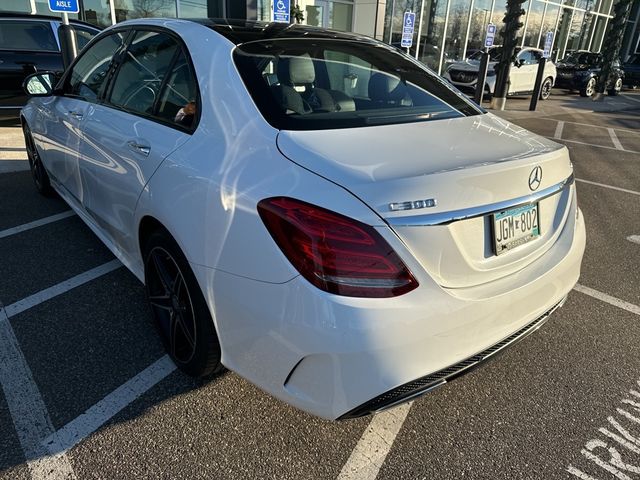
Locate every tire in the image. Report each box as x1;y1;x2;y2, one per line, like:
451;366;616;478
143;230;223;377
608;77;623;96
22;123;53;196
539;77;553;100
580;77;596;97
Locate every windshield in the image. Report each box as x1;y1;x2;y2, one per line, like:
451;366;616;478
233;39;482;131
561;52;601;65
468;47;504;62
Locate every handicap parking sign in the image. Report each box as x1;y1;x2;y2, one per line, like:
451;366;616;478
543;31;554;58
485;24;496;48
401;12;416;48
273;0;290;23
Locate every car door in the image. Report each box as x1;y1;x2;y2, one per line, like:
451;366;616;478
39;31;127;204
0;19;60;110
78;29;197;259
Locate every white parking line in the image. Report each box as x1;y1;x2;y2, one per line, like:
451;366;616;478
0;307;77;479
574;284;640;316
4;260;122;318
621;94;640;104
554;121;565;139
0;211;75;240
608;128;624;150
42;355;176;454
576;179;640;196
337;402;412;480
549;137;640;155
541;119;640;136
627;235;640;245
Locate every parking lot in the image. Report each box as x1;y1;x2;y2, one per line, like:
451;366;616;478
1;89;639;480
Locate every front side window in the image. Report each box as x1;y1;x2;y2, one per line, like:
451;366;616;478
234;39;481;130
65;32;127;102
108;31;179;117
0;20;57;51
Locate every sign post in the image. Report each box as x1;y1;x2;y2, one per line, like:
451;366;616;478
530;32;553;111
273;0;291;23
401;12;416;52
473;24;496;105
48;0;79;69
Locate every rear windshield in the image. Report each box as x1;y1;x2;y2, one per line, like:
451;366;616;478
233;39;482;130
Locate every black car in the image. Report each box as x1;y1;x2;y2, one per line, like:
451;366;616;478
623;54;640;88
555;50;624;97
0;13;101;118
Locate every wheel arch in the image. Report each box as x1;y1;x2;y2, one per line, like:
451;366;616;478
138;215;171;260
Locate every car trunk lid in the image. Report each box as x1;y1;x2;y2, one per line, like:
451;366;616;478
276;113;574;289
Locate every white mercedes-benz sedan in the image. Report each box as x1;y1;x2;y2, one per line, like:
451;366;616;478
21;19;585;420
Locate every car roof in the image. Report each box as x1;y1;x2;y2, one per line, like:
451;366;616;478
190;19;378;46
0;11;101;30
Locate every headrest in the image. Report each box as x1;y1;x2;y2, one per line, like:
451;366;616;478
368;72;408;103
277;54;316;85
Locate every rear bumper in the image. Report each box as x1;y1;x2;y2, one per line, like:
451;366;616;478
339;295;565;419
192;203;585;420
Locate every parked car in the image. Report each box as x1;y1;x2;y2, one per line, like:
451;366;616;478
21;19;585;420
443;46;556;100
623;54;640;88
0;12;100;118
554;50;624;97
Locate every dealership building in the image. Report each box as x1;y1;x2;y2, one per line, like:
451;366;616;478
3;0;639;73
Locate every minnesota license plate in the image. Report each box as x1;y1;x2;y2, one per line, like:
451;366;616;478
492;203;540;255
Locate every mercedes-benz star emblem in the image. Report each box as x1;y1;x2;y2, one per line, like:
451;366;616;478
528;166;542;191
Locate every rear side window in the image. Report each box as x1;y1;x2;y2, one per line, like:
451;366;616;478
234;39;481;131
0;20;57;51
155;51;198;129
108;31;179;117
66;32;127;102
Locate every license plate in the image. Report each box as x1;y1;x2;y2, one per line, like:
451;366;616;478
492;203;540;255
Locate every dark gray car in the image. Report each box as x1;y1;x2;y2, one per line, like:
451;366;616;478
0;13;100;118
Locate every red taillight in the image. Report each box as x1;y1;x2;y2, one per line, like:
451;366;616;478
257;197;418;298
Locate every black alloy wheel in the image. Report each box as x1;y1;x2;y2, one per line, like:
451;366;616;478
144;231;223;377
23;123;53;196
539;77;553;100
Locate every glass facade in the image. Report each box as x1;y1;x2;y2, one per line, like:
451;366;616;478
2;0;638;65
383;0;623;74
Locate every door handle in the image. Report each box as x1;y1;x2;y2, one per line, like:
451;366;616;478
68;111;83;120
127;140;150;156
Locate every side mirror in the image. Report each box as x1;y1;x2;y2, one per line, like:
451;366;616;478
23;72;56;97
515;58;525;68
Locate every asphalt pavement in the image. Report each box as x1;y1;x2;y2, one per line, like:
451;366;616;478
0;90;639;480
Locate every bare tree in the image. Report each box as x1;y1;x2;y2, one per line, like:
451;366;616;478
132;0;172;18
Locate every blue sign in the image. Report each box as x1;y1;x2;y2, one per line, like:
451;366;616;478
48;0;79;13
543;31;554;58
485;24;496;48
273;0;290;23
401;12;416;48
